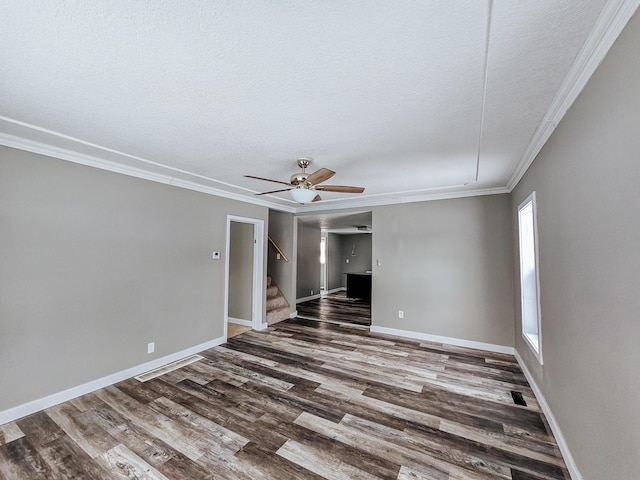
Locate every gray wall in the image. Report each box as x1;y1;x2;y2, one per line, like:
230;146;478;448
511;11;640;479
372;195;515;346
296;221;321;299
267;210;295;306
340;233;372;276
228;221;254;321
0;147;268;412
326;233;344;290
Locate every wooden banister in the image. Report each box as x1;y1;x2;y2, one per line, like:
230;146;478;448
268;235;289;262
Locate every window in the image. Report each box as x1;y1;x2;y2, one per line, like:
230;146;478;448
518;192;543;363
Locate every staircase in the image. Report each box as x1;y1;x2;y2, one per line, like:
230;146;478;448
266;276;290;325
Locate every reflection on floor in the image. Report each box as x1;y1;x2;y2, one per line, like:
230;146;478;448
228;323;251;338
296;291;371;326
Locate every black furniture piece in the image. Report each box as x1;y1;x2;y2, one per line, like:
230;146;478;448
346;272;372;300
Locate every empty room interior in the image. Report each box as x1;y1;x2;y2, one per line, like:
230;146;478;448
1;2;639;479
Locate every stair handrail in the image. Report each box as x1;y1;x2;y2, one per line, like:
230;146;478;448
268;235;289;262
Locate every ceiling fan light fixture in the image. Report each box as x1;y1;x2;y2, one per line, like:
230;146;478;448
290;187;316;204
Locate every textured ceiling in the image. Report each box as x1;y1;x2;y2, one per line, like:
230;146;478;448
0;1;625;211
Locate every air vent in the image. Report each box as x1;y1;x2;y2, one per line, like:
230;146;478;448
510;390;527;406
135;354;204;382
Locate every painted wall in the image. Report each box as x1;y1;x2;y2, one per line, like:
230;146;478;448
228;221;254;321
511;11;640;479
326;233;344;290
0;147;268;412
341;233;372;276
372;194;515;347
267;210;295;306
296;221;321;300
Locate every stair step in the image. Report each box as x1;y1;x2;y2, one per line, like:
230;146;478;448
267;294;288;311
266;285;278;297
267;276;272;287
266;305;290;325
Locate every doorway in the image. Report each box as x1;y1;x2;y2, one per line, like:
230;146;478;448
224;215;265;338
320;236;327;294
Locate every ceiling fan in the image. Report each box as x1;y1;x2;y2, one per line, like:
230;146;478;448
245;158;365;204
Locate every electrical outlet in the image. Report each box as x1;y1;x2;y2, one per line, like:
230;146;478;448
147;342;155;354
311;290;314;295
346;258;349;263
398;310;404;319
276;253;281;260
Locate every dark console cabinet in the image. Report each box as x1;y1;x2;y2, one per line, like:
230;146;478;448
346;273;372;300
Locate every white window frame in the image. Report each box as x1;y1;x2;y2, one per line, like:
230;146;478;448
517;191;543;364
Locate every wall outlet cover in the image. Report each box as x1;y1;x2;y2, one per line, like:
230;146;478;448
147;342;155;354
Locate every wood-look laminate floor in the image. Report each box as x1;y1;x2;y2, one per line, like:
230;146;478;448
297;291;371;326
0;319;569;479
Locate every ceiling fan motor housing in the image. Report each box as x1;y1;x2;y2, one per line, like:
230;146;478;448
290;172;310;186
291;158;313;186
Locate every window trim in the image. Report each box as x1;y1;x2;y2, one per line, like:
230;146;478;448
517;191;543;364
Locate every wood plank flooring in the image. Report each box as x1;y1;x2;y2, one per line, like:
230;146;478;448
297;291;371;326
0;319;569;479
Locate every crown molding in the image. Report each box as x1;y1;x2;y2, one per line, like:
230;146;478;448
0;128;508;214
293;186;510;213
0;132;296;213
506;0;640;191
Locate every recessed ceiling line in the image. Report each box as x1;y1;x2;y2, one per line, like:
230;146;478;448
475;0;493;183
0;115;260;195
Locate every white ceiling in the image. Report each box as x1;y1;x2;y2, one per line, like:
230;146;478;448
0;1;635;212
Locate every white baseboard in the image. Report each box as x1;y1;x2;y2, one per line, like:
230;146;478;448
514;350;582;480
228;317;252;327
290;310;298;318
369;325;515;355
256;322;268;331
296;293;321;303
0;335;225;425
322;287;346;296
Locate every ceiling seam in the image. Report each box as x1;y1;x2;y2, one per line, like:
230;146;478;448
475;0;493;183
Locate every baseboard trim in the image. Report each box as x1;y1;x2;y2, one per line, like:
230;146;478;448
369;326;515;355
0;336;225;425
228;317;252;327
290;310;298;318
514;350;582;480
296;294;321;303
322;287;346;296
256;322;269;331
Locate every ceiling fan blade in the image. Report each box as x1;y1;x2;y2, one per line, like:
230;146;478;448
305;168;335;186
244;175;291;186
312;194;322;202
315;185;365;193
255;188;293;195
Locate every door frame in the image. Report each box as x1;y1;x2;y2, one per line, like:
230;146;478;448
320;235;327;294
224;215;266;338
